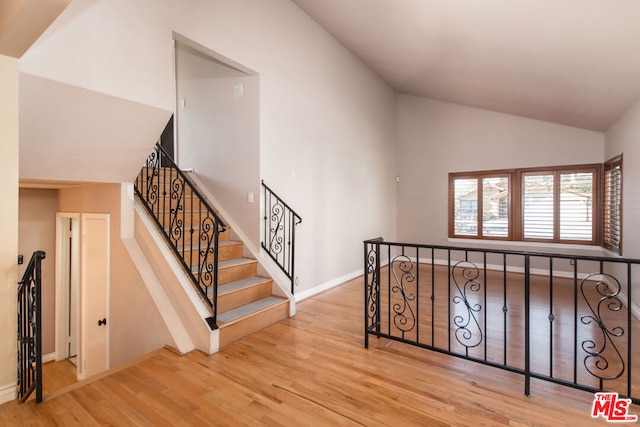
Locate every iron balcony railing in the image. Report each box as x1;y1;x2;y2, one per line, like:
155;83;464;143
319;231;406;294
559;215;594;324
261;180;302;294
17;250;46;404
364;238;640;404
134;143;226;329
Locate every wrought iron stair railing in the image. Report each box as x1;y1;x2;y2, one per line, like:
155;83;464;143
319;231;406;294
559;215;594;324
17;250;46;404
134;143;226;329
364;238;640;404
261;180;302;294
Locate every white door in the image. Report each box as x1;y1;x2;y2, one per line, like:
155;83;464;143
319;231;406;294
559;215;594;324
81;213;110;379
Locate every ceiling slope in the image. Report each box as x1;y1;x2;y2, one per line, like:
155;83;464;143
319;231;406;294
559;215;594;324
291;0;640;131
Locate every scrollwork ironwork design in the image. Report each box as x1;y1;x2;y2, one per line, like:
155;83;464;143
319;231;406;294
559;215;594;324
580;273;625;381
266;202;285;255
366;245;378;326
391;255;416;333
451;261;483;349
168;176;185;244
198;216;217;290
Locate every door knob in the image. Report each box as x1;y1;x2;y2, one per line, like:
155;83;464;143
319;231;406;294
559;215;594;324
98;318;107;326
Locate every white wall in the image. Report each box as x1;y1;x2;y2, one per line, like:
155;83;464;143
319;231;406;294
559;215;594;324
397;95;605;249
606;98;640;259
175;43;260;246
17;0;398;294
0;53;19;402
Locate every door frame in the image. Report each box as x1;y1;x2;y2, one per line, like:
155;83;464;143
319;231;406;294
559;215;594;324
54;213;80;371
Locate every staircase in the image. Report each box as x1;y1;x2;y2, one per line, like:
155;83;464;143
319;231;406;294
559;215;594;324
134;143;289;351
209;226;289;348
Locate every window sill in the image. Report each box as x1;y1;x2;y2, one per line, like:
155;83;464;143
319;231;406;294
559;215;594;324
447;238;606;254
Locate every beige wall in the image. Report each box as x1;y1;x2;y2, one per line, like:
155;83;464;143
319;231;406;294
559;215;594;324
0;53;19;397
396;95;605;249
18;188;57;355
58;184;174;367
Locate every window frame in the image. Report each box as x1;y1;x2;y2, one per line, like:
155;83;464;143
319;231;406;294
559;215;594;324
449;163;603;246
448;170;513;240
603;155;622;254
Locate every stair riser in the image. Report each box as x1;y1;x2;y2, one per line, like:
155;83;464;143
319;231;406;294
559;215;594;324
180;243;243;265
138;195;200;211
219;301;289;348
216;262;257;285
156;210;216;227
217;281;273;313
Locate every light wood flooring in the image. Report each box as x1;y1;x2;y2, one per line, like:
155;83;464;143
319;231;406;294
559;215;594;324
2;274;637;426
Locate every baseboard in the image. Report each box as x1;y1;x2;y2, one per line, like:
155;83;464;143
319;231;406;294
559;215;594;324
0;382;16;405
43;352;56;364
295;268;362;302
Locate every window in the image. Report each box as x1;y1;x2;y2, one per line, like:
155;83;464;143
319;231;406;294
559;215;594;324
603;155;622;254
450;172;510;239
449;164;604;246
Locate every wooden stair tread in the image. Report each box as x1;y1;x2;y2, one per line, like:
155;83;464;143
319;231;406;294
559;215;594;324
217;276;271;295
219;257;256;268
217;296;286;325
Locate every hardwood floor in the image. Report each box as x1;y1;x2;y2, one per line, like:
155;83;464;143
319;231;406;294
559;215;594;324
2;275;636;426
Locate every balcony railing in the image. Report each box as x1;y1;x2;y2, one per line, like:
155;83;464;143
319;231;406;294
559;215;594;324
364;238;640;404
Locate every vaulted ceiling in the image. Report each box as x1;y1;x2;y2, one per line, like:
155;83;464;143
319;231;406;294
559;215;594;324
291;0;640;131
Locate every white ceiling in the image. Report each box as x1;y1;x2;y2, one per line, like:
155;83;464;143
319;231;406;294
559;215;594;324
291;0;640;131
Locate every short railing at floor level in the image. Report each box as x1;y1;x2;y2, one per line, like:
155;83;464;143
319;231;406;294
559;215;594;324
134;143;226;329
261;180;302;294
17;250;46;404
363;238;640;404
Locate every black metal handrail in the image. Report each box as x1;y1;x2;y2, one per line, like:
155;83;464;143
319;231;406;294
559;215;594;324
364;238;640;404
17;250;45;404
261;180;302;294
134;143;226;329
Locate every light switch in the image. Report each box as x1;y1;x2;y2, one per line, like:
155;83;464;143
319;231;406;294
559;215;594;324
247;192;254;203
233;84;244;98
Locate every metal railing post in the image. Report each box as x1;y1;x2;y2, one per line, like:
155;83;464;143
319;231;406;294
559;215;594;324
524;254;531;397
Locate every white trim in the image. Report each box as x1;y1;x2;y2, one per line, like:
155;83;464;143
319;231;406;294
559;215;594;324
295;268;362;302
0;383;16;405
54;213;80;366
42;352;56;364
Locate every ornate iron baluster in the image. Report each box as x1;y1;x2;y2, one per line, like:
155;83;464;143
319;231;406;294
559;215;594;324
390;255;416;337
364;239;381;347
580;273;625;381
451;260;483;352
